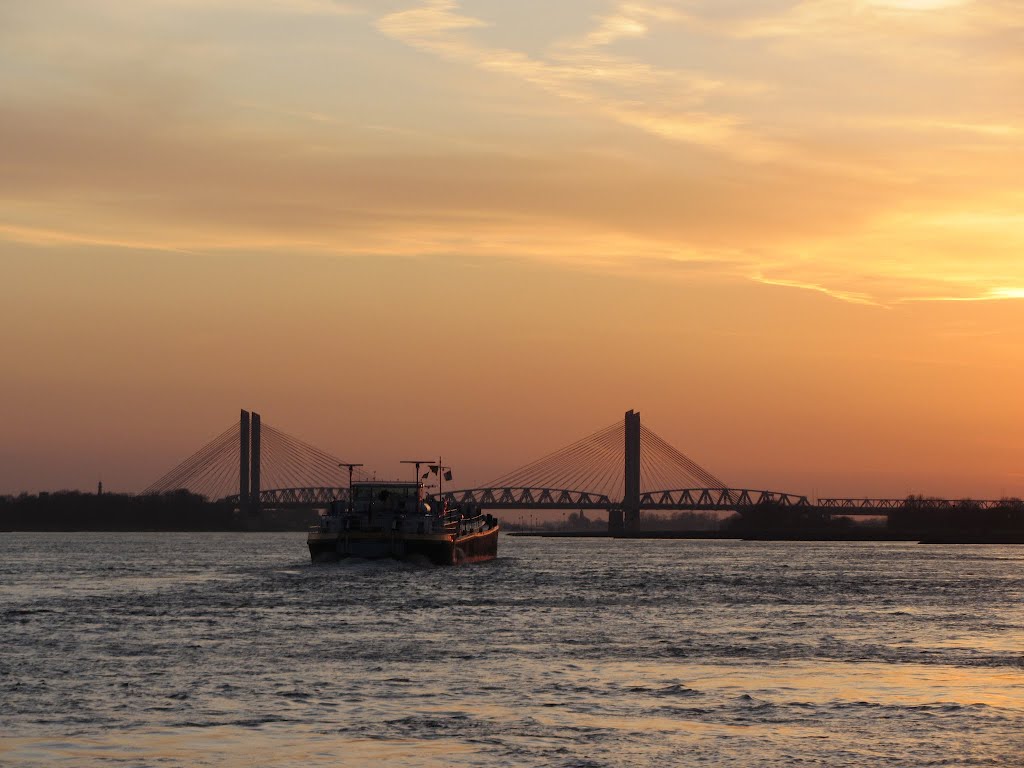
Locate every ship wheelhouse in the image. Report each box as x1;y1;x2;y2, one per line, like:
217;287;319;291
348;481;423;516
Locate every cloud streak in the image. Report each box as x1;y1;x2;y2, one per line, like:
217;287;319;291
0;0;1021;306
376;1;780;160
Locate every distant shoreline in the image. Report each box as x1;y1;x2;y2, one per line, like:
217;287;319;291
3;527;1022;544
3;528;1023;543
510;530;1024;544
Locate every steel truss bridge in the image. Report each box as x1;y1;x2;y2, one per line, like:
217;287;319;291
435;487;613;510
224;487;349;508
434;486;812;512
144;409;1020;527
231;489;1021;515
816;497;1021;513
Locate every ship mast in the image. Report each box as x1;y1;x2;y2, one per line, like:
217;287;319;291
435;456;452;498
401;459;434;502
337;463;363;512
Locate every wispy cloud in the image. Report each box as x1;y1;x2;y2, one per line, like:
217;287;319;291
0;223;201;255
376;1;778;159
1;0;1022;308
749;274;883;307
137;0;363;15
574;2;683;48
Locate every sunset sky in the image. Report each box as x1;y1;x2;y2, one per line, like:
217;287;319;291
2;0;1023;498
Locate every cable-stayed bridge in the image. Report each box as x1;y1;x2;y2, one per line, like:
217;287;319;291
143;409;1018;529
143;411;359;509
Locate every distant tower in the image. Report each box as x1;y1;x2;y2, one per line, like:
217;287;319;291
97;481;103;496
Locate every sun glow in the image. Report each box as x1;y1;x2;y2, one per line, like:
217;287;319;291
988;287;1024;300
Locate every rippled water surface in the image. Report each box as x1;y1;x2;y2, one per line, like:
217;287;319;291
2;533;1023;766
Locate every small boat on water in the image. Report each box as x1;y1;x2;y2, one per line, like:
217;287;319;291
307;473;499;565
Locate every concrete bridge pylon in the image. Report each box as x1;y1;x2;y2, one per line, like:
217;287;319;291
609;409;642;532
239;409;262;515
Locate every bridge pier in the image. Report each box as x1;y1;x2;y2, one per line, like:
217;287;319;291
608;508;624;532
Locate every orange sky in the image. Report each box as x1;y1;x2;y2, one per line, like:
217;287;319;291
2;0;1022;498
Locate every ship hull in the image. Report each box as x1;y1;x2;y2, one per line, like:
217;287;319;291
308;525;498;565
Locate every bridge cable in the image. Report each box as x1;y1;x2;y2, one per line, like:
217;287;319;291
142;422;239;496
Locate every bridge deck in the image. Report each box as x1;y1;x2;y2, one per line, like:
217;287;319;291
216;486;1022;515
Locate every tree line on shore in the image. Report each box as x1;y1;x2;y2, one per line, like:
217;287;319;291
728;495;1024;534
4;490;1023;534
0;490;240;531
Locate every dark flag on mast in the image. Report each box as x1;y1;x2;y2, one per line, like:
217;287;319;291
423;465;453;482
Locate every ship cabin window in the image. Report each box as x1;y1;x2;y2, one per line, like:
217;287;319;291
351;483;419;512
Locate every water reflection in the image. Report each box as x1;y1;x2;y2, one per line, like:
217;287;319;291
1;534;1022;766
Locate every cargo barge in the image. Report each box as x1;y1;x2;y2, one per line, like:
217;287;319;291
308;478;498;565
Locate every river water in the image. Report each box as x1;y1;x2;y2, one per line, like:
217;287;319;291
1;533;1022;766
